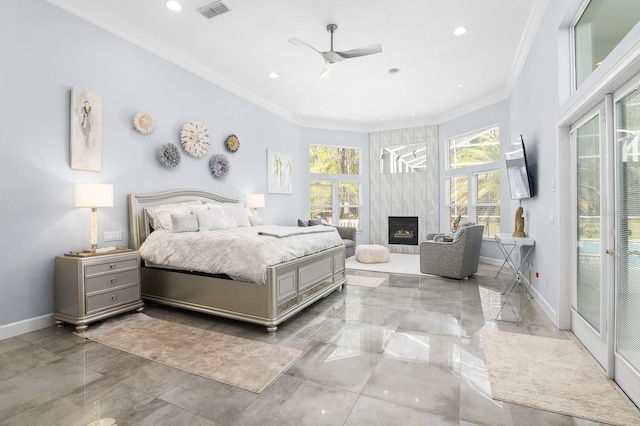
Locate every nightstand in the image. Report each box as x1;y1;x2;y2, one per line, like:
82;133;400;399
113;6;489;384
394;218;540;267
54;250;144;331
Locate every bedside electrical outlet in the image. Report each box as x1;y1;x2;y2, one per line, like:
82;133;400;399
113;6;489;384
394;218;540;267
104;231;123;242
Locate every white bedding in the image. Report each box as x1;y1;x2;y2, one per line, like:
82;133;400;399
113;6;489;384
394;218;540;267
138;225;344;284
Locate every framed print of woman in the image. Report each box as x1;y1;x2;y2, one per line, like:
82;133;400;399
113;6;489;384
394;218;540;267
70;87;102;171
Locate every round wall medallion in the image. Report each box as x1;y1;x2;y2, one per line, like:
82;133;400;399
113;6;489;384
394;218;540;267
209;154;229;180
225;134;240;152
180;121;210;157
158;143;181;168
133;112;155;134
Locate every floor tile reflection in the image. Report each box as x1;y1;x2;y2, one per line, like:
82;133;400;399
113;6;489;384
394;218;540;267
0;261;601;425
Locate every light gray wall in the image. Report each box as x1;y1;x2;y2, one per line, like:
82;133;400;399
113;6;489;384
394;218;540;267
438;99;511;261
508;0;572;312
369;126;440;254
0;0;368;331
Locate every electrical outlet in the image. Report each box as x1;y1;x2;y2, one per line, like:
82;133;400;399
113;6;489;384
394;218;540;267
104;231;122;242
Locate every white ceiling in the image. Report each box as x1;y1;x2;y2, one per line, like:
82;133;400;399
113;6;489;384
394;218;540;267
48;0;549;132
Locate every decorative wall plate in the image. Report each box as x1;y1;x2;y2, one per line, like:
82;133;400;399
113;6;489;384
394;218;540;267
133;112;155;134
225;134;240;152
158;143;181;167
180;122;210;157
209;154;229;180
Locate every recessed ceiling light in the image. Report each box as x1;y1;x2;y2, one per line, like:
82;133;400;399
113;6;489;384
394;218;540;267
380;96;385;101
411;113;416;117
458;83;465;87
453;27;467;36
380;117;385;121
268;72;279;79
166;1;182;11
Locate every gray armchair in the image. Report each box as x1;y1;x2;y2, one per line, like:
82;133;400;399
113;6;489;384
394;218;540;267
298;219;356;258
420;225;484;279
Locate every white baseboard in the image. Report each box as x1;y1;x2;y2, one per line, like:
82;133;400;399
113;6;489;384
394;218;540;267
0;314;54;341
528;285;559;328
480;256;502;266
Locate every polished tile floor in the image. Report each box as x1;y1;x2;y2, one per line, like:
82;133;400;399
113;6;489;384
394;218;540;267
0;263;609;425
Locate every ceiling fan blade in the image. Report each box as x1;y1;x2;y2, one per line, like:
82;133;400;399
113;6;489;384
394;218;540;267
336;44;383;59
288;37;319;53
319;63;334;79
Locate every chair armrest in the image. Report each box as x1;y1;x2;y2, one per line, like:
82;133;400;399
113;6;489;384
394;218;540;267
331;225;356;242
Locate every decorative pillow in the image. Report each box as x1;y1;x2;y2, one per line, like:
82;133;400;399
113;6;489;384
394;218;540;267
171;214;199;233
195;209;237;231
146;201;202;231
249;216;265;226
223;203;251;227
453;227;467;242
297;219;309;227
308;219;324;226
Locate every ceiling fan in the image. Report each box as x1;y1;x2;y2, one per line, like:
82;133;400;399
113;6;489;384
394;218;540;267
288;24;383;79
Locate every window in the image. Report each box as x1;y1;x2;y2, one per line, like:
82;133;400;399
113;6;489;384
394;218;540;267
445;126;501;236
573;0;640;88
310;180;333;222
309;145;361;230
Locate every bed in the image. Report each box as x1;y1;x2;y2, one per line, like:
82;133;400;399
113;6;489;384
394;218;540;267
128;188;347;333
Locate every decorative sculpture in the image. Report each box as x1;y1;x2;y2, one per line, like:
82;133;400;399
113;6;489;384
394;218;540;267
513;206;526;237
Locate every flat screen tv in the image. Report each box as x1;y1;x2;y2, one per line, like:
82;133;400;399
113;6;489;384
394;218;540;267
505;135;533;199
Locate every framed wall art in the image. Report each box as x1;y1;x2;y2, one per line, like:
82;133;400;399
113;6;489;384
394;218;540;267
70;87;102;171
267;149;292;194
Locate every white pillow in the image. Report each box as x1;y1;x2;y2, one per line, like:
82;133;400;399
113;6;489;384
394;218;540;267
195;209;237;231
222;203;252;227
146;201;202;230
171;214;199;233
248;216;265;226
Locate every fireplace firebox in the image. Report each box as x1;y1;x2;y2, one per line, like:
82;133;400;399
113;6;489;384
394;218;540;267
388;216;418;245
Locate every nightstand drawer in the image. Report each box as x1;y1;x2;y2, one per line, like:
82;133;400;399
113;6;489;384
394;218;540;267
85;258;138;276
85;269;139;294
86;285;139;313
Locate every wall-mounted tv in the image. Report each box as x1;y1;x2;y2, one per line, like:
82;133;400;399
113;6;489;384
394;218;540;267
505;135;534;200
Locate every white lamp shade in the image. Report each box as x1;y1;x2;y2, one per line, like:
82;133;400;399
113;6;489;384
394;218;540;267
246;194;265;209
74;184;114;208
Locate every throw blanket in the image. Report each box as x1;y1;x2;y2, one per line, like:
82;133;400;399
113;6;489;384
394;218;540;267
258;225;334;238
138;225;343;284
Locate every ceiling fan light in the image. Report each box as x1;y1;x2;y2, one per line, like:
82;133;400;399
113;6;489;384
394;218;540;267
453;26;467;36
268;72;279;79
166;1;182;12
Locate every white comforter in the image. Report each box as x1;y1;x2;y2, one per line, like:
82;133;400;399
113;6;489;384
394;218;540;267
138;225;343;284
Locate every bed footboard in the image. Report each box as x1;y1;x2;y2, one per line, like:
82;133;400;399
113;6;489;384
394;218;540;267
141;245;346;333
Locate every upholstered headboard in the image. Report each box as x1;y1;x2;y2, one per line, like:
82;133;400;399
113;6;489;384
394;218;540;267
128;188;239;249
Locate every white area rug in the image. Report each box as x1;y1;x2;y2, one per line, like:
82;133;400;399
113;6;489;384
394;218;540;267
78;313;301;393
346;253;422;276
483;329;640;425
346;275;386;288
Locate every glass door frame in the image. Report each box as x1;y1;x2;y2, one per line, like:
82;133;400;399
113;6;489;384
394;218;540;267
569;100;615;375
612;75;640;404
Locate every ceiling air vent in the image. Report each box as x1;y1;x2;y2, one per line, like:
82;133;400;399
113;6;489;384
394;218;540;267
197;1;231;19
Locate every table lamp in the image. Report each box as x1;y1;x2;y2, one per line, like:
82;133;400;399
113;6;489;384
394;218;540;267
74;183;114;253
246;193;265;217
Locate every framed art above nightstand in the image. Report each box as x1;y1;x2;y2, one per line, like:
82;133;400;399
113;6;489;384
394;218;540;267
53;250;144;331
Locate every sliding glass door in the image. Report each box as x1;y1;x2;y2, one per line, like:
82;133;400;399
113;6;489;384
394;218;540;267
613;81;640;405
570;104;611;370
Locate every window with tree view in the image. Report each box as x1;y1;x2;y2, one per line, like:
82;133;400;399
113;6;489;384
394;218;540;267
445;126;500;236
310;145;361;230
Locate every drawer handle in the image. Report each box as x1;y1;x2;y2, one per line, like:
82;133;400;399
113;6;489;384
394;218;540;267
109;264;117;269
110;278;117;284
111;295;118;300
